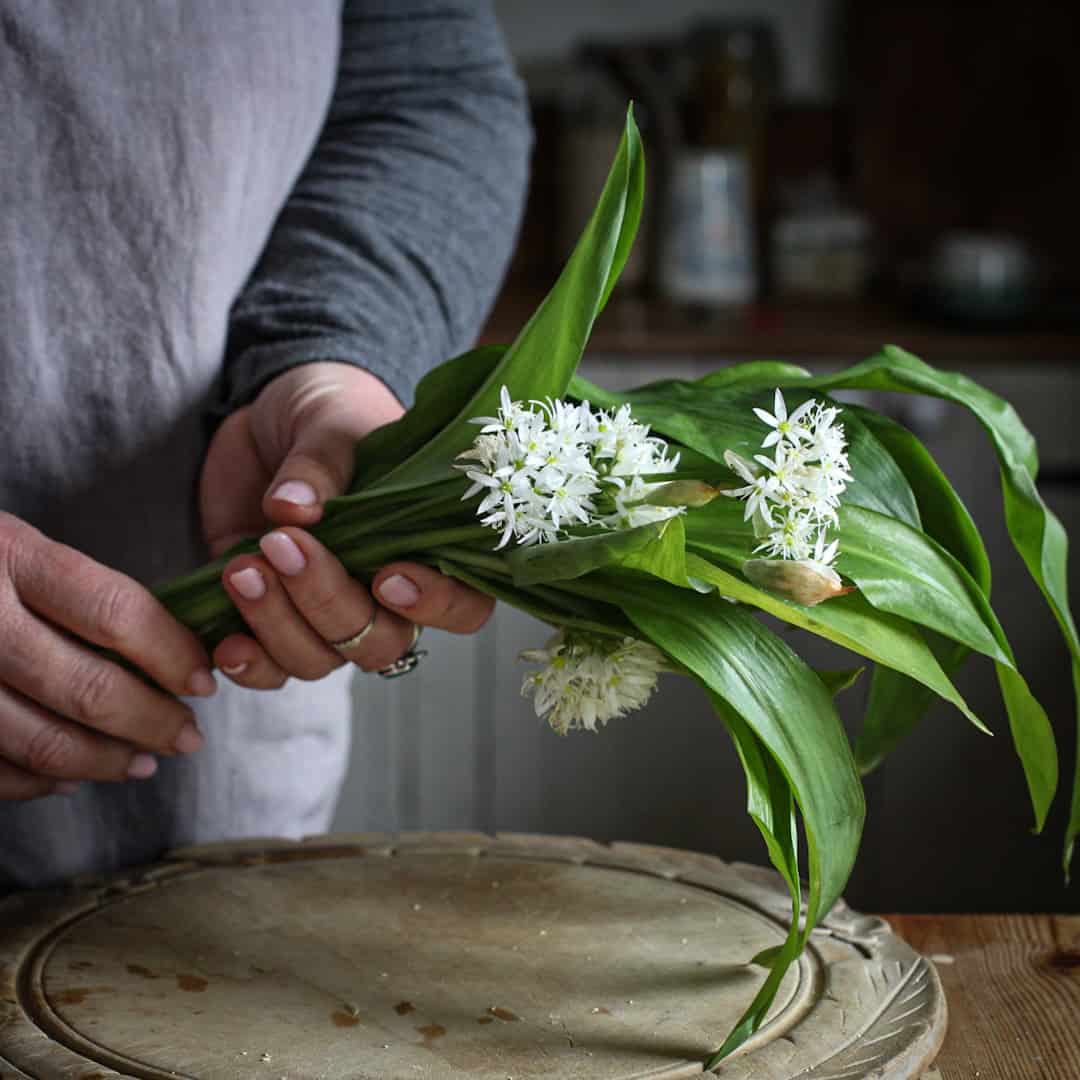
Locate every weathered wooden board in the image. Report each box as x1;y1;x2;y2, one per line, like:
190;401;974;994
0;833;945;1078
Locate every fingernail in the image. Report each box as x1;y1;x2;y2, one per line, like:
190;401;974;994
229;567;266;600
188;668;217;697
175;724;204;755
271;480;318;506
260;531;307;576
222;662;248;676
54;781;80;796
377;573;420;608
127;753;158;780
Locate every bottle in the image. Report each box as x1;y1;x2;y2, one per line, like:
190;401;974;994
661;23;776;307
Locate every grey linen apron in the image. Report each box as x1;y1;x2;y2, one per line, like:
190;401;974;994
0;0;353;887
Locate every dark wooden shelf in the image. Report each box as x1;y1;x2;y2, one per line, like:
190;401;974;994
481;288;1080;366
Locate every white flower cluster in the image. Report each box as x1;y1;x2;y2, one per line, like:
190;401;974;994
458;387;681;548
724;389;851;568
520;630;666;735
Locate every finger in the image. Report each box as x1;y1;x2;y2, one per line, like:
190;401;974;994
255;529;415;672
223;554;348;680
7;519;216;699
373;562;495;635
262;431;355;528
0;757;66;802
199;408;274;557
261;385;359;526
212;633;289;691
0;606;204;756
255;363;403;527
0;682;159;784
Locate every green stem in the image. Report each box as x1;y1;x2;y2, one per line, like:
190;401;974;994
435;560;631;638
427;545;513;579
153;482;470;604
314;486;469;548
336;527;492;573
430;546;639;638
160;526;494;641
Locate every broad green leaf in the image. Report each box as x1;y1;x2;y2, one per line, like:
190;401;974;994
506;521;671;587
345;345;505;495
683;552;986;732
509;515;703;592
849;405;991;592
362;107;645;498
435;559;635;639
706;921;801;1067
838;506;1009;665
719;699;801;898
839;507;1058;830
788;346;1079;872
576;565;863;1064
691;492;1056;830
841;406;988;784
995;663;1058;831
570;359;811;404
695;361;813;390
577;573;865;940
617;516;698;588
704;695;802;1065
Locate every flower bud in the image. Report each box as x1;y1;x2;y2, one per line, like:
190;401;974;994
743;558;853;606
644;479;721;508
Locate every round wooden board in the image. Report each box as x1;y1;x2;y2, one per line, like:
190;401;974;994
0;832;945;1079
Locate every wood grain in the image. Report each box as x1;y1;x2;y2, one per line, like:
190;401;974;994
886;914;1080;1079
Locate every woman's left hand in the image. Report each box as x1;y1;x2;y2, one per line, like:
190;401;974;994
198;362;494;687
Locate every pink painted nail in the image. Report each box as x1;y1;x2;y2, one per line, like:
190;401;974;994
260;531;307;576
221;662;249;677
271;480;318;506
127;753;158;780
229;567;266;600
188;668;217;697
377;573;420;608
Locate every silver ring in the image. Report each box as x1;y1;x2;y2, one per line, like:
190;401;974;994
330;609;378;653
377;624;425;679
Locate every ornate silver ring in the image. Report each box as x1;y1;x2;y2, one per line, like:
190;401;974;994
377;624;425;679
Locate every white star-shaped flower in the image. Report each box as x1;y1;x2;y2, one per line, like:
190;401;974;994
752;389;815;449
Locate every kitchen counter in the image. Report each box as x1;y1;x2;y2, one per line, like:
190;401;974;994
886;913;1080;1079
481;289;1080;365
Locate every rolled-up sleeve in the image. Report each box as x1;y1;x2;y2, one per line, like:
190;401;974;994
222;0;531;410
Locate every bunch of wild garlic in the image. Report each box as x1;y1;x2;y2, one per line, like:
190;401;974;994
155;108;1077;1069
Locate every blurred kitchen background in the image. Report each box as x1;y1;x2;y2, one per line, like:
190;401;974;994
334;0;1080;915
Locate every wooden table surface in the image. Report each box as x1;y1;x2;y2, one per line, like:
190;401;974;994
884;914;1080;1079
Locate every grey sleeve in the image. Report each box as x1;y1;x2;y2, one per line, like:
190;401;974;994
221;0;531;411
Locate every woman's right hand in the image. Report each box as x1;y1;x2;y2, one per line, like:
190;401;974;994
0;512;216;800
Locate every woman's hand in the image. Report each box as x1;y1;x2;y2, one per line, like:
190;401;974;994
198;362;494;686
0;513;213;800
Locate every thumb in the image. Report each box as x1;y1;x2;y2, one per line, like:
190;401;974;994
254;362;404;527
263;421;357;526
